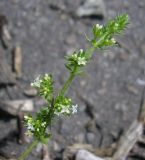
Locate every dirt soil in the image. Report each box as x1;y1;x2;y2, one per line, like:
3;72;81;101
0;0;145;160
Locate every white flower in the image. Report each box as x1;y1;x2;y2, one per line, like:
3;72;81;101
31;75;42;88
111;38;116;44
24;115;29;120
27;124;34;131
71;104;78;114
96;24;103;29
77;57;87;65
71;54;77;59
79;49;83;54
41;122;47;127
61;105;70;114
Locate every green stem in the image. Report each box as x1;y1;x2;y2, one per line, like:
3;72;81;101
59;71;76;96
59;46;96;96
85;47;95;59
18;139;38;160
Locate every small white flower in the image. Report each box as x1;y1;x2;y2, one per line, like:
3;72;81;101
96;24;103;29
72;104;78;114
24;115;29;120
27;124;34;131
79;49;83;54
31;75;41;88
72;54;77;59
61;105;70;114
111;38;116;44
41;122;47;127
77;57;87;66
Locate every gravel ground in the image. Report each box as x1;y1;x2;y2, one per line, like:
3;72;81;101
0;0;145;159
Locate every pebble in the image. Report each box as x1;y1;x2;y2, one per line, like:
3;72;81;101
23;87;38;97
76;149;105;160
76;0;106;18
137;78;145;86
126;85;138;95
0;99;34;116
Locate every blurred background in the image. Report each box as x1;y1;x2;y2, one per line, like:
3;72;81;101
0;0;145;159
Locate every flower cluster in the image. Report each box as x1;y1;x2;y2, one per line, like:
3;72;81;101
31;74;54;101
31;75;42;88
65;49;88;73
25;96;77;142
91;14;129;49
24;115;34;134
54;95;78;116
26;73;78;142
24;108;51;143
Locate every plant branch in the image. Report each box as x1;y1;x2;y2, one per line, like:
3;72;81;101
59;71;76;96
18;139;38;160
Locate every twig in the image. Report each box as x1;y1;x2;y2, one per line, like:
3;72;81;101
112;120;143;160
138;87;145;124
42;144;51;160
17;112;26;144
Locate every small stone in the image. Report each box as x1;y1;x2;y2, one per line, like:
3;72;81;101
23;87;38;97
137;78;145;86
76;149;106;160
76;0;106;19
0;100;34;116
80;80;87;87
126;85;138;95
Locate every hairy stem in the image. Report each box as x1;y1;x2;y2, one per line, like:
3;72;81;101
59;67;77;96
18;139;38;160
